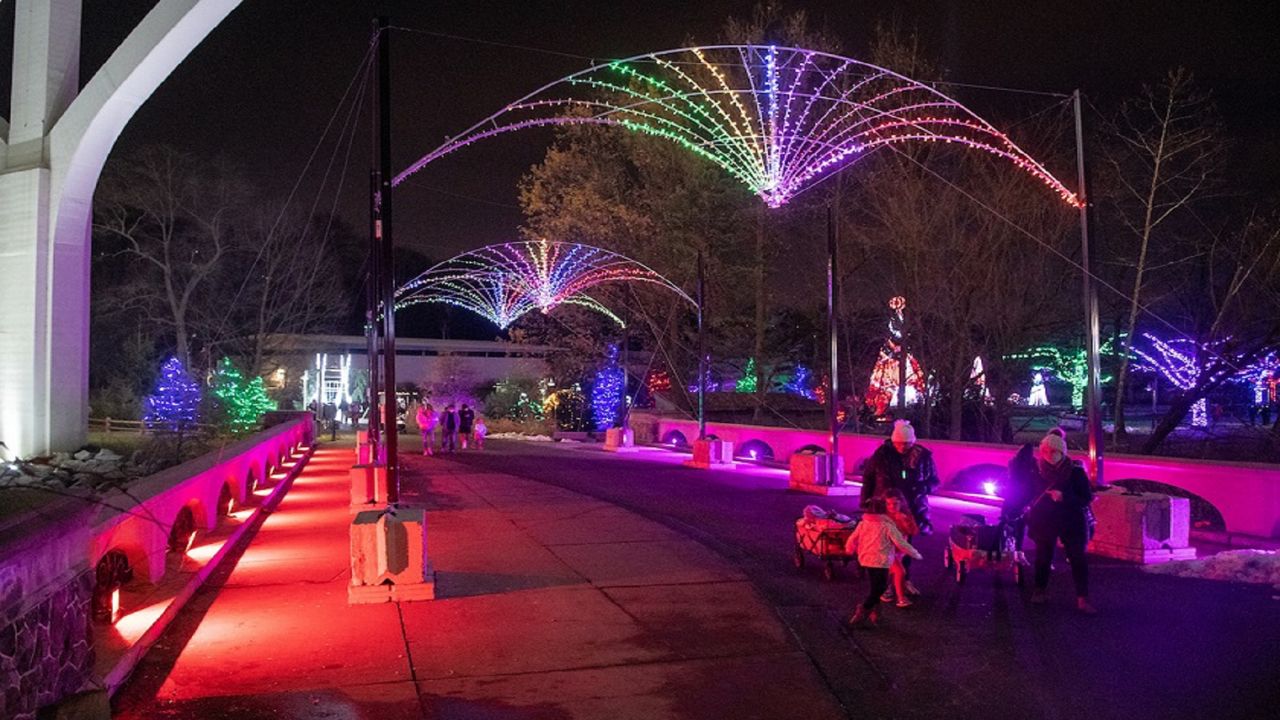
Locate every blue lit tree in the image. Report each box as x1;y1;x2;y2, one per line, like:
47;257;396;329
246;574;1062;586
591;346;625;431
144;356;202;432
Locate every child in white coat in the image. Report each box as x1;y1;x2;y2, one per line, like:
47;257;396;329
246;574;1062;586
845;497;922;627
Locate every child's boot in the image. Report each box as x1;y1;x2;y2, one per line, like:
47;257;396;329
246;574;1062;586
846;607;867;627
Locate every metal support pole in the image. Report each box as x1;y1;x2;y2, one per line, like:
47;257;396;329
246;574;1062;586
1074;90;1104;485
826;204;841;483
366;171;381;460
696;250;707;440
376;17;399;503
897;306;908;418
621;318;630;429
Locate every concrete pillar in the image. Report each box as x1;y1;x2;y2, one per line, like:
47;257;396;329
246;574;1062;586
8;0;82;165
1;1;83;457
0;0;241;457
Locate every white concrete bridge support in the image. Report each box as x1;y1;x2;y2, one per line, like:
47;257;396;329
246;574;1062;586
0;0;241;457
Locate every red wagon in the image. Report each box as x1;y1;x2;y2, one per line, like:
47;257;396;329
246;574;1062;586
792;507;862;581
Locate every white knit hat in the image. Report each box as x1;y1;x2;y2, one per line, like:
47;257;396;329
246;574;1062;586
891;420;916;444
1039;428;1067;461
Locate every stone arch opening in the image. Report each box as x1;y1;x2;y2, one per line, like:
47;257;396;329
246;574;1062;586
1111;478;1226;532
661;430;689;448
736;439;775;462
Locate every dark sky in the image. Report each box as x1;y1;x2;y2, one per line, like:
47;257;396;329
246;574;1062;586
7;1;1279;261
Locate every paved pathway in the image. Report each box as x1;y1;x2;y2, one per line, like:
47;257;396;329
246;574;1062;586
446;440;1280;720
114;444;845;719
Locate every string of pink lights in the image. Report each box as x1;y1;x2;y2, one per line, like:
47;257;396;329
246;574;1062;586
395;240;694;329
393;45;1081;209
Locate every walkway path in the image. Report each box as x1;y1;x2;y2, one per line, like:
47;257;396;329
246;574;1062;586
114;444;846;719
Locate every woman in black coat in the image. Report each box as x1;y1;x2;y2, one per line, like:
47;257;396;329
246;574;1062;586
1007;428;1096;614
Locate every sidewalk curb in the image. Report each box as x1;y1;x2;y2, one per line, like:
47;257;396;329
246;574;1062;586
103;443;315;696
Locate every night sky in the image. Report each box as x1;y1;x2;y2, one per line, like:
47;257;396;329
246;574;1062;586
5;0;1279;268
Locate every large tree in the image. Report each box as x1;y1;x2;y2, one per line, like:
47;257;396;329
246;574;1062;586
95;145;247;366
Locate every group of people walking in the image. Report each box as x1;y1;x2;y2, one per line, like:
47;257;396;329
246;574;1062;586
415;402;487;456
844;420;1096;628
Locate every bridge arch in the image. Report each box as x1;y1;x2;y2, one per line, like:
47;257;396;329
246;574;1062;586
0;0;243;456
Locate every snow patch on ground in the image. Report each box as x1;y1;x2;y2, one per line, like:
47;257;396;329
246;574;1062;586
1143;549;1280;591
487;432;554;442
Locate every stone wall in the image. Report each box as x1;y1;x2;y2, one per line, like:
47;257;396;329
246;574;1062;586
0;570;94;720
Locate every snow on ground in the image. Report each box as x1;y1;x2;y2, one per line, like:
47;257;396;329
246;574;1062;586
1143;549;1280;591
487;432;554;442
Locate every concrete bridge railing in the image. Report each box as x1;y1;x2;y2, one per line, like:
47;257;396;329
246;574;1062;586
0;413;313;720
632;413;1280;539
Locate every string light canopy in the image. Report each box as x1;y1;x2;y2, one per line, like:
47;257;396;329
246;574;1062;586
396;240;694;329
394;45;1081;209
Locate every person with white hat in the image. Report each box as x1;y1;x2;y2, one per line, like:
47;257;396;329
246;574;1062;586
1006;428;1096;614
859;420;939;601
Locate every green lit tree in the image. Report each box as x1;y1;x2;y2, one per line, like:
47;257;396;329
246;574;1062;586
209;357;276;434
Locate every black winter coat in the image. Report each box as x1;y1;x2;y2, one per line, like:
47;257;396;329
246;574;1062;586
1006;444;1093;544
860;441;940;531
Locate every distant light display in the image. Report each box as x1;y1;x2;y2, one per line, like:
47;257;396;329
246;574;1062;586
1131;333;1209;427
735;358;758;394
1238;352;1279;405
396;240;692;329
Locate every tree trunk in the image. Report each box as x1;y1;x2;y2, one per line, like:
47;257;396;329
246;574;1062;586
1141;394;1195;453
948;377;964;441
174;318;190;368
1113;91;1173;442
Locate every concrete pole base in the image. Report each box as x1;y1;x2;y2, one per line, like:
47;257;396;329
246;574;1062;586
788;454;855;494
349;506;435;604
602;427;637;453
684;438;736;469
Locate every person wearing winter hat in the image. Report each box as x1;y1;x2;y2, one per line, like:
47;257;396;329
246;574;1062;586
1005;428;1096;614
860;419;939;601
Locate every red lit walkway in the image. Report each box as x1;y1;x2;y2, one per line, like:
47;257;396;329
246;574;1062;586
114;443;845;719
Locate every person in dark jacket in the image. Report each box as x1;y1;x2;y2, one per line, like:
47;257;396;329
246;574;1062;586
441;404;459;453
458;404;475;449
1006;428;1096;614
860;420;939;534
859;420;938;601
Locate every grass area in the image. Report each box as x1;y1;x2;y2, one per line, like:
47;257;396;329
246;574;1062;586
84;430;150;459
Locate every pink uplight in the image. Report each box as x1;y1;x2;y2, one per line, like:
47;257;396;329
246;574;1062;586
186;540;226;564
115;600;173;645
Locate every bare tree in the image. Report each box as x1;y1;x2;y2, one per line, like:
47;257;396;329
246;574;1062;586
217;210;350;372
1102;69;1224;441
94;146;246;366
1142;212;1280;452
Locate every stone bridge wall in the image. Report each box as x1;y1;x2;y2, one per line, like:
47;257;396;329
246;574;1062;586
0;414;312;720
634;413;1280;539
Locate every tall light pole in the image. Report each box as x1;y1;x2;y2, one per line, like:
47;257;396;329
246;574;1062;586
366;171;381;461
1074;90;1104;485
696;250;707;440
376;17;399;503
826;203;841;483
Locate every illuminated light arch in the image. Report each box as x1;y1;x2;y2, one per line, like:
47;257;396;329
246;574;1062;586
396;240;695;329
394;45;1081;209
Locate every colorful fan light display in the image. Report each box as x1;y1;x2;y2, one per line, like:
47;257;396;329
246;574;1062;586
395;46;1081;209
396;240;694;329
